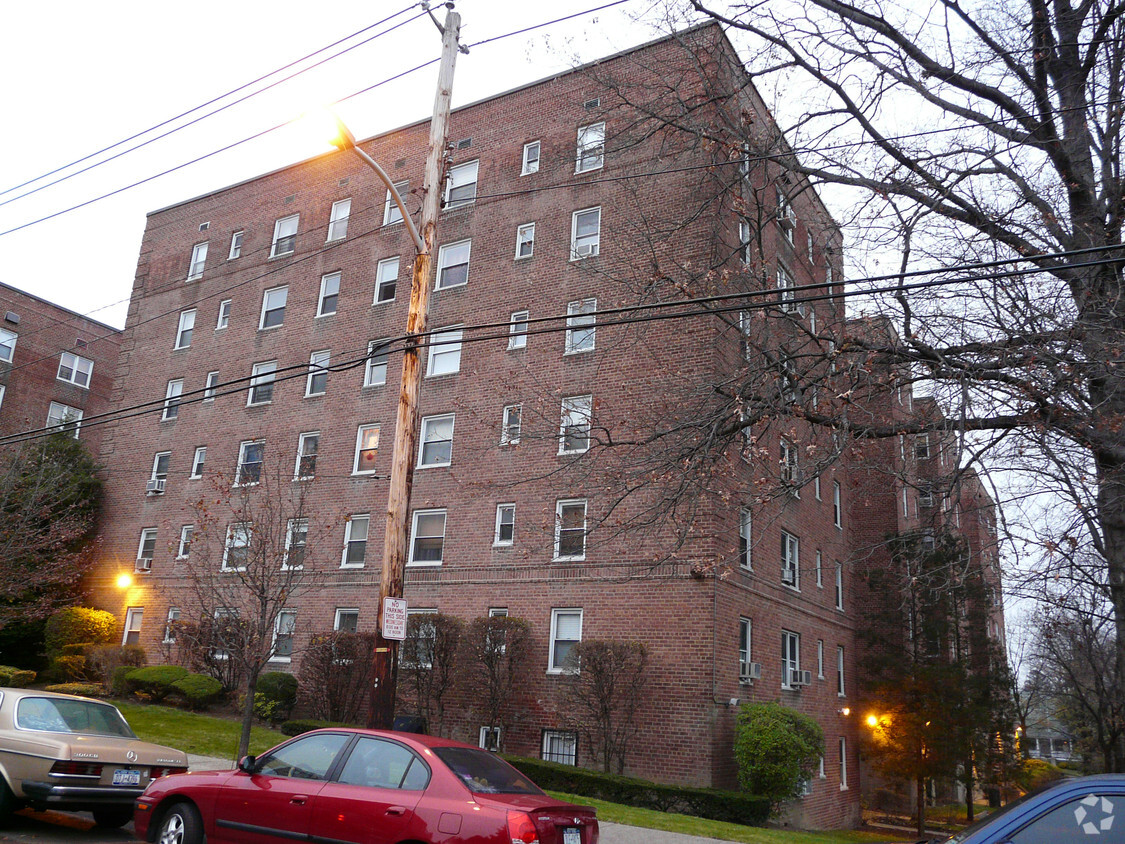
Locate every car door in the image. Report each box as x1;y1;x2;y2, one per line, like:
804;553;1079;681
310;736;429;844
213;732;350;844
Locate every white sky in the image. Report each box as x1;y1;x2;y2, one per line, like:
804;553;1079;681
0;0;672;328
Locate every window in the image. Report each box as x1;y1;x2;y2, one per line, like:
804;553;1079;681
285;520;307;569
248;361;277;405
833;481;842;528
162;381;182;421
177;526;193;559
837;645;845;696
122;608;144;646
188;242;208;280
915;434;930;459
494;504;515;546
479;726;502;752
271;214;299;257
436;240;471;289
228;231;243;260
235;440;264;485
777;188;796;244
559;395;593;455
807;231;814;261
136;529;157;571
44;402;81;437
216;299;231;330
781;530;799;588
259;286;288;329
782;630;800;689
0;384;6;411
515;223;535;259
839;737;848;789
426;327;462;376
0;328;14;362
739;617;752;677
272;611;296;660
203;371;219;402
295;432;319;479
374;257;398;303
817;639;825;678
576;122;605;173
835;562;844;610
816;550;823;588
918;484;935;509
780;438;799;491
326;199;351;241
223;522;253;570
814;475;822;500
365;340;389;386
739;310;752;360
541;729;577;765
190;447;206;478
739;219;751;263
383;180;408;226
571;207;601;259
318;272;340;317
405;609;437;668
58;351;94;386
521;141;540;175
778;265;796;312
174;311;196;350
554;499;587;560
419;414;454;467
564;298;596;353
501;404;521;445
342;516;369;567
739;508;752;570
306;350;330;397
163;608;181;643
409;510;446;566
444;160;478;208
549;608;583;672
150;451;171;484
353;424;380;474
508;311;529;349
334;608;359;633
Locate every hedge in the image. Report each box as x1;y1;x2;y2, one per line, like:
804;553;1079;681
126;665;189;701
43;683;105;697
281;718;354;737
171;673;223;710
255;672;298;723
0;666;37;687
503;756;770;826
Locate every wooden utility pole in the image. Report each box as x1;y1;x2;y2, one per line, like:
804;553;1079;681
368;3;462;730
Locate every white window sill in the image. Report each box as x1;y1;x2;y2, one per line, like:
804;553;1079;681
417;462;451;470
340;563;366;569
553;556;586;563
406;561;443;568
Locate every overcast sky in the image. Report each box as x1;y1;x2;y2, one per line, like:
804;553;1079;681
0;0;674;328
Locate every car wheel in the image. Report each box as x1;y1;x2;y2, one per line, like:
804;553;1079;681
92;806;134;828
0;778;17;827
156;801;203;844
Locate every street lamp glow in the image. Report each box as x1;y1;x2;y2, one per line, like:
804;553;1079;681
115;573;133;589
866;714;879;728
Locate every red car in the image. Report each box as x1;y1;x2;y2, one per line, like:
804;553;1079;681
133;728;598;844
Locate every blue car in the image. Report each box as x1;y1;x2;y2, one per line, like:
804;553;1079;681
928;775;1125;843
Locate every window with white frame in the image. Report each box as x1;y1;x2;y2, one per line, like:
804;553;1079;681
918;483;935;510
122;608;144;646
835;562;844;610
564;298;596;353
334;608;359;632
259;286;288;329
778;265;797;312
837;645;845;695
549;608;583;672
739;310;752;360
271;611;296;660
559;395;592;455
739;617;752;677
479;726;501;752
409;509;446;566
383;180;409;226
508;311;529;349
817;639;825;678
494;504;515;546
554;499;587;561
0;328;15;362
419;414;454;467
235;440;264;485
150;451;170;485
163;607;181;643
271;214;299;257
342;516;369;567
374;257;398;303
739;219;751;263
444;160;478;208
171;310;197;350
248;361;277;405
326;199;351;241
0;384;6;411
780;438;799;490
200;371;218;402
515;223;535;259
807;231;814;261
915;434;930;459
58;351;93;386
777;188;796;243
405;609;437;668
45;402;82;437
816;550;823;588
781;530;799;588
216;299;231;330
177;525;193;559
541;729;577;765
188;242;208;280
501;404;521;445
295;432;319;479
365;340;389;386
839;737;848;789
436;240;471;289
521;141;540;175
426;327;462;376
228;231;243;260
571;207;601;259
306;350;330;397
576;122;605;173
814;475;822;500
285;519;308;569
781;629;800;689
833;481;842;528
739;508;752;570
223;522;253;570
136;529;157;571
353;424;380;474
190;446;206;478
161;381;182;421
318;272;340;317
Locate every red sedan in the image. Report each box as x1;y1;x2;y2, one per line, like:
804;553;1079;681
133;728;598;844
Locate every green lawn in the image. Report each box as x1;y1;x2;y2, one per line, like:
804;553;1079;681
118;700;284;760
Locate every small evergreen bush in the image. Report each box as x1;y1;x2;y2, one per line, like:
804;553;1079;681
734;702;824;811
0;666;37;687
171;673;222;710
44;607;116;656
126;665;189;701
255;672;298;723
43;682;104;697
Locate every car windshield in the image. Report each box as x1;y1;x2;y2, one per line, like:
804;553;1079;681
938;786;1053;844
433;747;544;795
16;697;136;738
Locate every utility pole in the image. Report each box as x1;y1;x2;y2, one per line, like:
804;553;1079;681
368;2;462;730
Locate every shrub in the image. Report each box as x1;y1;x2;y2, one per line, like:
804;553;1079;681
110;665;134;696
44;607;116;656
734;702;824;811
1015;758;1066;792
87;645;146;685
126;665;189;702
255;672;298;723
281;718;353;737
49;655;89;682
43;682;105;697
0;666;37;687
171;673;223;710
298;632;377;723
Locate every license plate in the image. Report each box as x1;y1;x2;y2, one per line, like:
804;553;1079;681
112;769;141;786
563;828;581;844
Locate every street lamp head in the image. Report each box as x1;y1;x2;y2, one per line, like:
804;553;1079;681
116;573;133;589
866;714;879;728
330;115;357;151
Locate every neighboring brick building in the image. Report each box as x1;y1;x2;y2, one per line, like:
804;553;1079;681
0;281;121;456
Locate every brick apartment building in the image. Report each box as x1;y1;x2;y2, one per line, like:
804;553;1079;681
85;24;999;828
0;281;121;455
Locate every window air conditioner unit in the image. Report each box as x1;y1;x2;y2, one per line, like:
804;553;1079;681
146;478;166;494
574;243;597;258
135;558;152;573
740;662;762;682
790;668;812;687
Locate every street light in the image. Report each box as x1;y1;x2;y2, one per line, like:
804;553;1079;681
116;573;133;590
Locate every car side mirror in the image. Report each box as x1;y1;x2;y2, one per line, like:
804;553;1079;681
237;755;258;773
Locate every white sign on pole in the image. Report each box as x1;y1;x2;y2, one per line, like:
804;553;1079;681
382;597;408;641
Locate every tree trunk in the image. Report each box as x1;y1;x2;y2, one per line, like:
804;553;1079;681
238;669;260;761
964;757;974;823
916;774;926;837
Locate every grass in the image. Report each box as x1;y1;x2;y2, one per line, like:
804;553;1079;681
117;700;284;760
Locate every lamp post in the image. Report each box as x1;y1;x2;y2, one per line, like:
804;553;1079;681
331;3;462;730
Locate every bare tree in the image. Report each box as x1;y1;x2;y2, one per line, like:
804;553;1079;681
398;612;463;736
298;631;377;724
459;615;533;751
